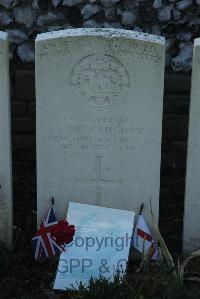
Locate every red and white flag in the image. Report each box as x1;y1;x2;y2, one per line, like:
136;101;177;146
133;215;159;262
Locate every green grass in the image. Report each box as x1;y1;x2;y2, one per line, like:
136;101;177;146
65;264;200;299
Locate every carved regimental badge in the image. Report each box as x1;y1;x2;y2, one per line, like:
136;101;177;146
70;54;129;107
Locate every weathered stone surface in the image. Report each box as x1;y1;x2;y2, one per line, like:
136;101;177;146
17;42;35;63
36;28;165;228
37;11;64;26
62;0;83;6
0;10;13;25
157;5;172;23
51;0;61;7
103;21;122;28
100;0;120;8
172;8;181;21
151;24;161;36
83;19;102;28
121;10;137;26
13;5;34;28
0;0;13;9
176;0;192;11
6;29;28;44
153;0;164;10
183;38;200;252
81;4;101;19
104;7;116;20
0;32;12;248
171;42;193;72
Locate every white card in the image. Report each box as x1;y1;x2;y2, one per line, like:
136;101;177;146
54;202;135;290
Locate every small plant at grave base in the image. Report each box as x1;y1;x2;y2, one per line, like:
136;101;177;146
177;250;200;284
67;273;135;299
64;265;200;299
150;203;200;286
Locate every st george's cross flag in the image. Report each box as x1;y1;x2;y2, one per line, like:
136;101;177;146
32;205;65;260
133;215;159;262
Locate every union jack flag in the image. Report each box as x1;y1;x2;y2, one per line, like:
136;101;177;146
32;205;65;260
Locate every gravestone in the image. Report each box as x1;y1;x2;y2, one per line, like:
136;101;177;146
0;32;12;248
183;38;200;253
36;29;165;227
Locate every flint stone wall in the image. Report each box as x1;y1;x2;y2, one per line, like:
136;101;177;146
0;0;199;72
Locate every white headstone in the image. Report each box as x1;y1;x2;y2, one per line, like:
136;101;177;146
36;29;165;227
183;38;200;253
0;32;12;248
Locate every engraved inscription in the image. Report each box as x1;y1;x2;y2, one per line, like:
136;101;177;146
110;40;162;64
75;156;123;205
37;38;161;64
48;116;157;153
38;40;75;59
70;54;129;107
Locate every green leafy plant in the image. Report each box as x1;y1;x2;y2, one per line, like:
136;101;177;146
150;203;200;285
177;250;200;284
150;203;176;276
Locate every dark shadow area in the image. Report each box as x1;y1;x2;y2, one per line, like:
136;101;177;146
159;71;191;253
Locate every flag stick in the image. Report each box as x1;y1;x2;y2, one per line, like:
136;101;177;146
134;203;144;232
139;203;144;216
132;203;145;245
128;203;145;262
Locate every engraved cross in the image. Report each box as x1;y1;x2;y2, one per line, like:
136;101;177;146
75;156;122;205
